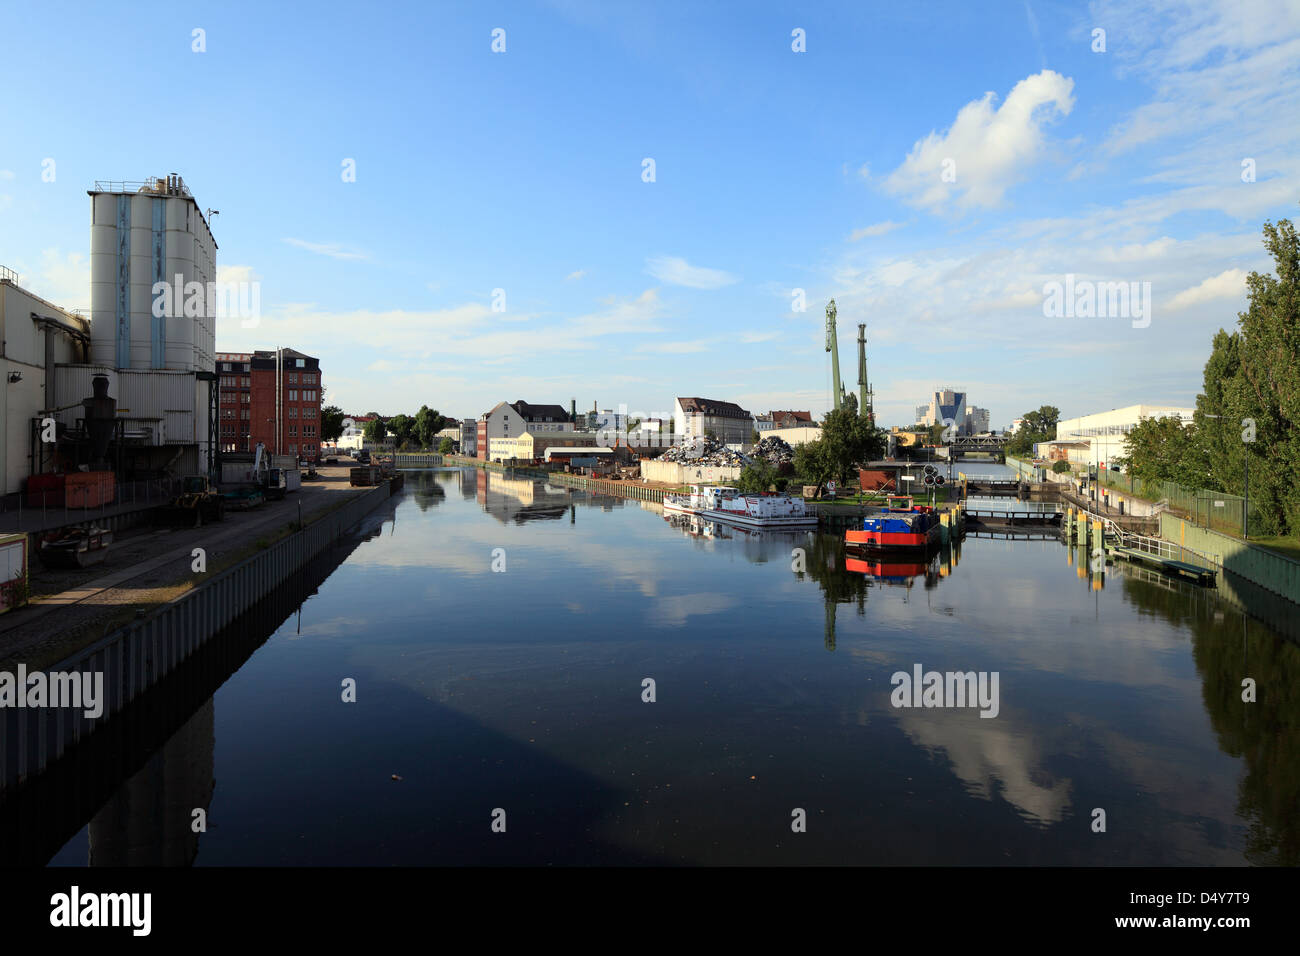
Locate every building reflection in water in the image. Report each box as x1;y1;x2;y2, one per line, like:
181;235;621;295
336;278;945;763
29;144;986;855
87;699;214;866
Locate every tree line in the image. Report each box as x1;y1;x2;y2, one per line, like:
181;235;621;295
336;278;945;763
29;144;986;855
1116;213;1299;537
317;405;454;451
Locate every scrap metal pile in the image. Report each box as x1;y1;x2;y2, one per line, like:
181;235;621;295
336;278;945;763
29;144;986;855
660;435;751;466
753;435;795;466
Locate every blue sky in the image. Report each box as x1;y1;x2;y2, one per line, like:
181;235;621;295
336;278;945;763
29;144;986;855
2;0;1298;427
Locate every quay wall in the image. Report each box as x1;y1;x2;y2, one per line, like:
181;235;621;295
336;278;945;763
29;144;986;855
0;480;395;793
1160;512;1300;603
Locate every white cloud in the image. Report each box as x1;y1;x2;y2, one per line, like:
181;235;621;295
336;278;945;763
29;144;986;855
565;269;586;281
645;255;739;289
849;220;903;241
18;249;91;309
884;69;1075;212
217;264;259;284
1167;268;1248;311
282;238;369;260
0;170;14;180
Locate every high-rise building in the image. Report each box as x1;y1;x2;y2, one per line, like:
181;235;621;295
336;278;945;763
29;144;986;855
915;388;968;433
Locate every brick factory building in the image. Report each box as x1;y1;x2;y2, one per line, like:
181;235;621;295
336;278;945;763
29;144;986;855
216;348;322;460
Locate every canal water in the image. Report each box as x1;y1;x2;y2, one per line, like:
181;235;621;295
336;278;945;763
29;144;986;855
37;467;1300;866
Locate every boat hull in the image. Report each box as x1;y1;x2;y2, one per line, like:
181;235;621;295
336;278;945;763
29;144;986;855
663;500;817;528
845;523;941;550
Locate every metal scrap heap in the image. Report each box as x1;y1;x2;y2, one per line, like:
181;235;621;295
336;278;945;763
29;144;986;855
754;435;795;465
659;435;751;466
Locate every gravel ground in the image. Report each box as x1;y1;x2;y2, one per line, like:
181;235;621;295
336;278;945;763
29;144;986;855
0;467;371;670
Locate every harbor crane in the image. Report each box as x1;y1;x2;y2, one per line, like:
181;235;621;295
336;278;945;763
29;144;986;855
858;322;874;424
826;299;847;412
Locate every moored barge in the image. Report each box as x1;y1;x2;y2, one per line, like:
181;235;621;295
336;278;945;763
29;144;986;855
663;484;817;528
846;495;941;550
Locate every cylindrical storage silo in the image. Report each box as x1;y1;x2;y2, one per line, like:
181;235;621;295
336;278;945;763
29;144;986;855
89;194;122;368
165;197;195;370
127;193;154;369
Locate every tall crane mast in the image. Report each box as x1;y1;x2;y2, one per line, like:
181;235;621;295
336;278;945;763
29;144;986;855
825;299;845;411
857;322;873;424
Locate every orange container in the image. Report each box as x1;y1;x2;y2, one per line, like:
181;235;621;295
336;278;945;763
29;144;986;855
65;471;116;509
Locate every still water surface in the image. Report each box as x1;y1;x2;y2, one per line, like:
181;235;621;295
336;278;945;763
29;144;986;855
45;467;1300;865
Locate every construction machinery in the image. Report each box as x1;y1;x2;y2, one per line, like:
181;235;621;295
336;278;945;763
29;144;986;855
158;475;226;527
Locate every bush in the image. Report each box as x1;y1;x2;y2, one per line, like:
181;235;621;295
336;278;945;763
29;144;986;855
1051;460;1071;474
736;459;776;493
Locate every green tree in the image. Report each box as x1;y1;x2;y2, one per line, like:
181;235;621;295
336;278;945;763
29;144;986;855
1195;214;1300;535
387;414;414;449
736;458;776;493
793;439;834;494
1005;405;1059;458
819;406;886;483
1114;416;1204;488
363;418;387;445
1107;212;1299;536
320;405;346;443
413;406;440;449
438;436;454;454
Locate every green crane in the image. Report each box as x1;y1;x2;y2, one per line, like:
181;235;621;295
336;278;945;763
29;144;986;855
825;299;846;411
858;322;873;424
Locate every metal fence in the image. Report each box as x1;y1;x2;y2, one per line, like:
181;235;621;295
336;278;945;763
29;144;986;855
0;481;393;792
1095;470;1259;537
0;478;181;533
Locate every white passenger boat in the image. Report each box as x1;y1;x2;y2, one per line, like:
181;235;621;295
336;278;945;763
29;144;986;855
662;484;818;528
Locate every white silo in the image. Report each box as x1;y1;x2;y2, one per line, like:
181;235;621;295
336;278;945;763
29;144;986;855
127;189;156;369
165;192;195;370
86;175;218;473
89;191;129;368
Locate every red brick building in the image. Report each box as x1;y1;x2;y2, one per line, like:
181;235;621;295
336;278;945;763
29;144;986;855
216;348;323;460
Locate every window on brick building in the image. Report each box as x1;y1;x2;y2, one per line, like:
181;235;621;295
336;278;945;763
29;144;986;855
288;390;298;402
303;406;316;419
302;389;317;402
288;373;298;385
288;406;298;418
